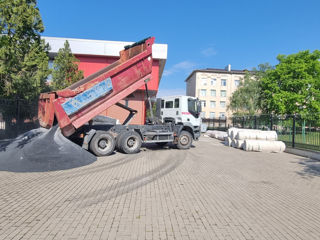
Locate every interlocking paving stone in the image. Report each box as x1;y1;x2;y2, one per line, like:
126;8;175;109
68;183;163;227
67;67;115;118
0;137;320;239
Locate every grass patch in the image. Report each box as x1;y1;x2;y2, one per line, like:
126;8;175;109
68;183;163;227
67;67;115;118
278;132;320;151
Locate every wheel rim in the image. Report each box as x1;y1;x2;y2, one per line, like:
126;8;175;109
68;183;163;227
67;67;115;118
126;136;138;149
98;138;110;152
180;135;190;146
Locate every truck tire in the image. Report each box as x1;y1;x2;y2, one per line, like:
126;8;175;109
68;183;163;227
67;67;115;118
176;130;193;150
89;131;115;156
115;131;126;152
119;131;142;154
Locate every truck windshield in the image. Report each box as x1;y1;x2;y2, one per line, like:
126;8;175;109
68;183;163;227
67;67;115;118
188;98;200;118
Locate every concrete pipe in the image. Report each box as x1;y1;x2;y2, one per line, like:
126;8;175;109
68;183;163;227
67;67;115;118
243;140;286;153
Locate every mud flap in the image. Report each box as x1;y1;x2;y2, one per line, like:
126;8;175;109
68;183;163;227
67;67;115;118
82;129;96;150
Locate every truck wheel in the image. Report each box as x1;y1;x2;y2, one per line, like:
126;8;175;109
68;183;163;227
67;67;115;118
115;131;126;152
116;133;123;152
119;131;142;154
89;131;115;156
177;130;193;149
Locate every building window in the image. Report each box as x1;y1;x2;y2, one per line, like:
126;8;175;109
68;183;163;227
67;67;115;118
210;90;216;97
200;100;206;108
220;101;226;108
221;79;227;86
200;89;206;97
201;78;207;86
165;101;173;108
210;101;216;108
219;112;226;118
174;98;179;108
209;112;215;119
220;90;226;97
210;78;216;86
235;80;240;87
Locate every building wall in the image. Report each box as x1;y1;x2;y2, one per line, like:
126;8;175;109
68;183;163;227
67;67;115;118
76;55;160;92
44;36;167;125
187;71;244;119
76;55;117;77
75;55;160;124
186;73;196;96
100;91;145;125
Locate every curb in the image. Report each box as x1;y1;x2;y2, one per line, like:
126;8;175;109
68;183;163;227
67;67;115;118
285;147;320;161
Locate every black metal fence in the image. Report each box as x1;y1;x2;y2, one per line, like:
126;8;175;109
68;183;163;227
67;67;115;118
2;98;319;152
0;98;39;140
202;117;228;131
231;114;320;152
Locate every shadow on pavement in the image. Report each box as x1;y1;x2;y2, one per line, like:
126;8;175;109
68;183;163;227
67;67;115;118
142;143;196;151
1;153;140;190
141;143;174;151
296;158;320;178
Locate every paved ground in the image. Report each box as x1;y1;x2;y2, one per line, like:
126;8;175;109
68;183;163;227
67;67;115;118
0;136;320;240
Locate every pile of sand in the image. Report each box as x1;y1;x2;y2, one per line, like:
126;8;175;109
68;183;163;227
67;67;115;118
0;126;96;172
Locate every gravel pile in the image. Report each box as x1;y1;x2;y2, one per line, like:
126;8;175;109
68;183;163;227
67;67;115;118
0;126;96;172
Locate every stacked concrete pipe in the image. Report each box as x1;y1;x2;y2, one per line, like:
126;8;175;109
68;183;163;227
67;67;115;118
225;128;286;153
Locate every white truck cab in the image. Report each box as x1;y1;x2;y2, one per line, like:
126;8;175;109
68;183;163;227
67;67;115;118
156;95;201;140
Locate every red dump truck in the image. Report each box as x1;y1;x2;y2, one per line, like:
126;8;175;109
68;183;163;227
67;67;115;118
38;37;201;156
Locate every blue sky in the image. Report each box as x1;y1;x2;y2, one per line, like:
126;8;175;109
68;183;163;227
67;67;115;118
38;0;320;96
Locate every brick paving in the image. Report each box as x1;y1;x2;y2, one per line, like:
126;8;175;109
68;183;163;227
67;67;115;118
0;137;320;240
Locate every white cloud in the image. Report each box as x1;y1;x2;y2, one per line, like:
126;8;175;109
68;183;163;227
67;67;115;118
201;47;217;57
157;88;186;97
163;61;197;76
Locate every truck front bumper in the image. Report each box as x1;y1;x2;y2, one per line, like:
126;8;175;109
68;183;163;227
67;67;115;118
193;126;201;140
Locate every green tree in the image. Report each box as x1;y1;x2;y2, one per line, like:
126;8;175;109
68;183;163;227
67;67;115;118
0;0;50;100
260;50;320;117
51;40;84;90
228;63;272;116
146;100;157;118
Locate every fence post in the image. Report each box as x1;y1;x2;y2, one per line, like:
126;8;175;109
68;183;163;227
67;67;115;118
16;98;21;135
270;114;273;130
302;118;306;144
254;116;257;129
292;114;296;148
225;117;227;131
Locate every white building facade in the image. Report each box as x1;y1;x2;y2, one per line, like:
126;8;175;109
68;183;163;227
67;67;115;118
185;65;247;119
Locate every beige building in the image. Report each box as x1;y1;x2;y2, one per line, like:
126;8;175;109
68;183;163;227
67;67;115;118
185;65;247;119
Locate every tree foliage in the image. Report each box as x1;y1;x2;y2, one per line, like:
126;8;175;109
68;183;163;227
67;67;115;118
260;50;320;116
0;0;50;100
228;64;272;116
51;40;84;90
